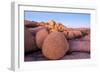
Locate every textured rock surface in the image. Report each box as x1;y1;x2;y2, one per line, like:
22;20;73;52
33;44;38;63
63;31;75;39
24;51;47;61
36;29;49;49
42;32;69;60
24;20;38;27
24;51;90;61
24;28;37;53
73;30;82;38
68;34;90;52
62;52;90;59
28;26;46;36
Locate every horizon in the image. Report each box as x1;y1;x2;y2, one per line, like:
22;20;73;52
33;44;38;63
24;11;90;28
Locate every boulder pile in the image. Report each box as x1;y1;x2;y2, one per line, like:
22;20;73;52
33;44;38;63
24;20;90;60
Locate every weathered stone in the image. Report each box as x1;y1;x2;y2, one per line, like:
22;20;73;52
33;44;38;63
42;32;69;60
36;29;49;49
24;28;37;53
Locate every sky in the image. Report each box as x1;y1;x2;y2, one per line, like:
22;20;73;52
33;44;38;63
24;11;90;28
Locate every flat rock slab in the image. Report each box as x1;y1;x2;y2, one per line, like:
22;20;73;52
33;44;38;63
24;51;90;61
68;34;90;52
62;52;90;60
24;51;48;61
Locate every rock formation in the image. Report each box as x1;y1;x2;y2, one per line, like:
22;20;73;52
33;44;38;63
24;20;90;60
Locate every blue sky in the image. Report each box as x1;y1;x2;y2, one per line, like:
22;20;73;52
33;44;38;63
24;11;90;28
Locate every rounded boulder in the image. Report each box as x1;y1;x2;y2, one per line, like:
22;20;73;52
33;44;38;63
42;31;69;60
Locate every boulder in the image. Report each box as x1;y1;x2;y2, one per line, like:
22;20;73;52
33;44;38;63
24;28;37;53
42;32;69;60
36;29;49;49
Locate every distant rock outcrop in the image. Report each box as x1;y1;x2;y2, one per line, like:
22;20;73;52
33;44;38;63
24;20;89;39
24;20;39;27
